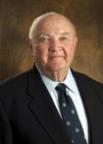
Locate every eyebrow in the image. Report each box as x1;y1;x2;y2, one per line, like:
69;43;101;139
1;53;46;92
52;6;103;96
60;32;72;36
36;33;49;37
35;32;74;39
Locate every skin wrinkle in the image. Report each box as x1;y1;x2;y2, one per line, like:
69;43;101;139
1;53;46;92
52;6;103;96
28;12;78;81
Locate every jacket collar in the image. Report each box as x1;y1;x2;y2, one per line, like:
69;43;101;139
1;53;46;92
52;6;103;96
26;66;71;144
72;70;103;144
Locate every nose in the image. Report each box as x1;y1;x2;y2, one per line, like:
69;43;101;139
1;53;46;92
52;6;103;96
49;39;61;52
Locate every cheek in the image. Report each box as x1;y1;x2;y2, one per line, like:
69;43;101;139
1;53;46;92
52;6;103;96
35;45;48;61
65;43;76;58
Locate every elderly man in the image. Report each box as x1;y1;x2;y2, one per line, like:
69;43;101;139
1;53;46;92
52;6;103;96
0;12;103;144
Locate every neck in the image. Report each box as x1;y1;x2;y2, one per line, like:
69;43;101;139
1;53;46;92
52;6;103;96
43;68;68;82
35;64;69;82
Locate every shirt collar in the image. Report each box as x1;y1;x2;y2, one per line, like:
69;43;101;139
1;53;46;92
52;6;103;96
63;69;78;93
36;65;78;94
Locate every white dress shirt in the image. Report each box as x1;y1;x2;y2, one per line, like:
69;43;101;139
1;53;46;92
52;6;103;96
37;67;88;143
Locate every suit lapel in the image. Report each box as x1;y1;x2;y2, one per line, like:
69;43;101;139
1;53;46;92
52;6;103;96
26;67;71;144
72;71;103;144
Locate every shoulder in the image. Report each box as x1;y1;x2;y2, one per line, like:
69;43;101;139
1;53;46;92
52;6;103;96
72;70;103;90
0;68;38;99
0;70;30;89
0;68;39;108
0;66;42;96
72;70;103;106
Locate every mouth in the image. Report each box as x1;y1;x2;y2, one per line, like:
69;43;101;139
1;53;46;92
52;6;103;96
48;55;64;59
48;50;64;58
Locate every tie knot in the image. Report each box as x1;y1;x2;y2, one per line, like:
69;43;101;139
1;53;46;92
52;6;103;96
55;83;67;95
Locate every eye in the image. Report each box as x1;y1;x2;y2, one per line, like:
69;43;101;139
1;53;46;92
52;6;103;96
38;35;49;43
60;36;69;41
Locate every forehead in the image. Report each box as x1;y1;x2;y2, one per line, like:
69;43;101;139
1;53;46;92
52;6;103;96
35;14;76;35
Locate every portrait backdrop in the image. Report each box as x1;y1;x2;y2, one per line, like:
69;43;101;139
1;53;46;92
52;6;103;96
0;0;103;83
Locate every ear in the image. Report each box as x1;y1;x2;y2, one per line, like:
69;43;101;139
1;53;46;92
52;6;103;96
26;38;35;57
74;36;78;48
75;35;78;43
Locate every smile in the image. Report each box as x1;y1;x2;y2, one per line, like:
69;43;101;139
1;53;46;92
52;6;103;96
49;55;64;59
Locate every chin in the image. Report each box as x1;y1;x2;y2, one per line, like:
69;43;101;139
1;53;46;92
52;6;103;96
48;65;67;72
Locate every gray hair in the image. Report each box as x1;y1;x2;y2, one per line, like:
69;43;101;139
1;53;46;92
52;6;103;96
28;12;76;40
29;12;57;39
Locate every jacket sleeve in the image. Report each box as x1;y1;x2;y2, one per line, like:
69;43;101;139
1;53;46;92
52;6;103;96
0;101;13;144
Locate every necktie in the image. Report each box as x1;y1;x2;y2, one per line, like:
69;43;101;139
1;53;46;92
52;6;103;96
55;83;87;144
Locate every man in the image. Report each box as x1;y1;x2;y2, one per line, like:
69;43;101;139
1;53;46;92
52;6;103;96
0;12;103;144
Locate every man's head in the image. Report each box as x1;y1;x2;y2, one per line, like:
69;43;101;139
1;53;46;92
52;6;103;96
28;12;78;80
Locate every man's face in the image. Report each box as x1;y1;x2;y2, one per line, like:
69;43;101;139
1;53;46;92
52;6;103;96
30;15;77;74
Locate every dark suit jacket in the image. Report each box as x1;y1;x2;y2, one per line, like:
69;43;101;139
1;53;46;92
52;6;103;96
0;66;103;144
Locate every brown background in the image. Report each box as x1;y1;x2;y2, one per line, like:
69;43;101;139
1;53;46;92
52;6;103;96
0;0;103;83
